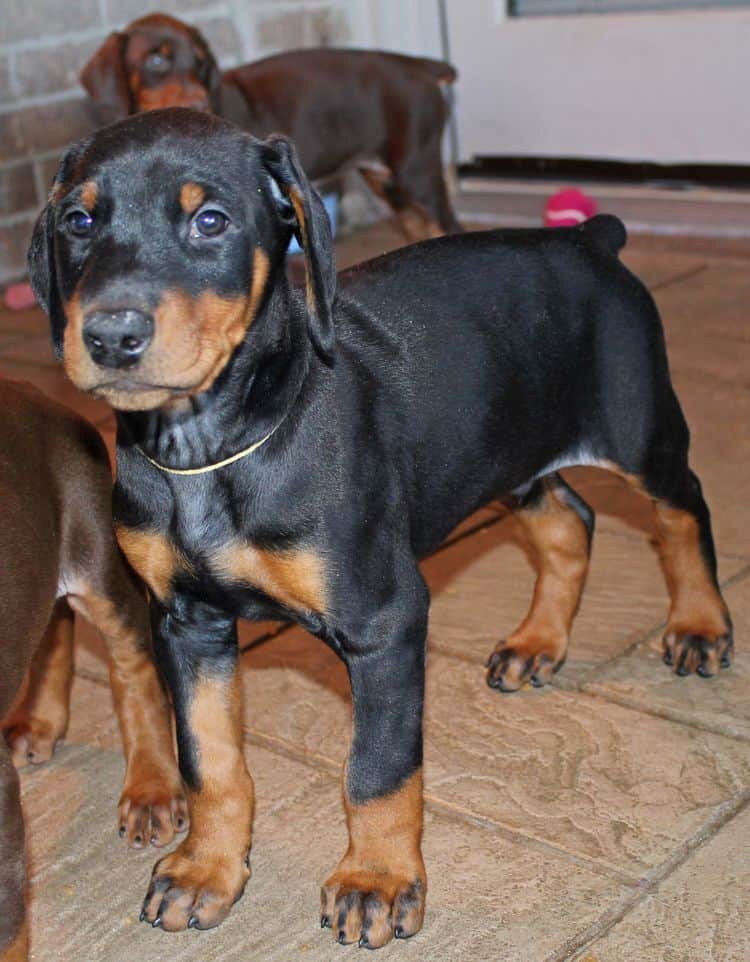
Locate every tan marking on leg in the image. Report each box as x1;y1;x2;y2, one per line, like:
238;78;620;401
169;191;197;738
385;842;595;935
390;205;444;243
80;180;97;212
488;484;590;691
653;504;727;636
0;922;28;962
609;467;731;674
322;770;426;947
68;583;186;847
141;671;253;931
3;600;74;768
210;541;327;615
358;166;444;242
179;182;205;215
114;526;191;604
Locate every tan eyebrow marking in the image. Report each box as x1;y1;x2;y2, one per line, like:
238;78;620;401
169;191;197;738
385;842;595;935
180;182;205;214
80;180;97;212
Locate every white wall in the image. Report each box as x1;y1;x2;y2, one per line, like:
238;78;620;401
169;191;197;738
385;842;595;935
437;3;750;165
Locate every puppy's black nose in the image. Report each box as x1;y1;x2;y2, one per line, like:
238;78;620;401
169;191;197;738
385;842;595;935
83;309;154;369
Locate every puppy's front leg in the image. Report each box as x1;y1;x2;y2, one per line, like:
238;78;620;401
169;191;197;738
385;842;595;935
322;575;429;949
140;598;253;932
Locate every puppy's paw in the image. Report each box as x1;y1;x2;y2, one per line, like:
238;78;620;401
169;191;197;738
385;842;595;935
321;872;424;949
486;636;566;692
140;843;250;931
119;779;189;848
662;628;733;677
3;717;63;768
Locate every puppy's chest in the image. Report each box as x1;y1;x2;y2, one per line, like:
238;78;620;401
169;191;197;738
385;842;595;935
117;490;328;619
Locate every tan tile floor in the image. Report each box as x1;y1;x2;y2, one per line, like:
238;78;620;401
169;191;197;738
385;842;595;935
2;220;749;962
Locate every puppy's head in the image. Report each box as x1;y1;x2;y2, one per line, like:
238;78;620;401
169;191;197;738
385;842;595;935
28;109;335;412
81;14;220;121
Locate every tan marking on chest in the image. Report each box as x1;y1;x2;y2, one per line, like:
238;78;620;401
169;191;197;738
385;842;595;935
210;542;327;615
115;525;193;603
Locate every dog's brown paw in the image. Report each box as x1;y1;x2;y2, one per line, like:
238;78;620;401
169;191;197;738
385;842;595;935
321;872;424;948
662;627;733;677
140;843;250;931
119;779;189;848
3;717;63;767
486;637;566;692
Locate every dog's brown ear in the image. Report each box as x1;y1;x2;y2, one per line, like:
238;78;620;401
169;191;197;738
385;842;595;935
186;23;222;107
262;135;336;366
80;32;131;120
27;142;88;359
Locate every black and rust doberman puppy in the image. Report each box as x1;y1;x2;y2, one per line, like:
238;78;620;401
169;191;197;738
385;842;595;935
27;109;732;948
80;12;460;241
0;378;188;960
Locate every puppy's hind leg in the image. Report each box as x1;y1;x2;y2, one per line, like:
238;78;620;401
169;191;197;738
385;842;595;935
624;463;731;677
487;472;594;692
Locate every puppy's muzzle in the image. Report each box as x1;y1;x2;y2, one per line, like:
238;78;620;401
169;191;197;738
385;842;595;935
83;309;154;369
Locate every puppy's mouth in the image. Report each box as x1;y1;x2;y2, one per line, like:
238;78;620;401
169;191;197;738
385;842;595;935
89;373;201;411
91;375;189;393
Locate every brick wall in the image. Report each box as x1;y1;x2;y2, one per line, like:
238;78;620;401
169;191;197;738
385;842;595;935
0;0;362;286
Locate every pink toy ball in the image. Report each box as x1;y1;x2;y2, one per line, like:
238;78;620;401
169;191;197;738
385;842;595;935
3;282;37;311
544;188;598;228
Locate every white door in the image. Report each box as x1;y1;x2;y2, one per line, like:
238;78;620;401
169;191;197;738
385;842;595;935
368;1;750;165
442;1;750;165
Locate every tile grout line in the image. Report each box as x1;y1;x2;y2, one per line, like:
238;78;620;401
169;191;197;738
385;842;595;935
72;661;729;894
648;262;709;292
239;725;641;889
579;559;750;691
548;788;750;962
580;685;750;743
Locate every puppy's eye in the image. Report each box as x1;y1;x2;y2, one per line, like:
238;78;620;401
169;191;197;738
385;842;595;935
144;50;172;74
190;210;229;239
65;210;94;237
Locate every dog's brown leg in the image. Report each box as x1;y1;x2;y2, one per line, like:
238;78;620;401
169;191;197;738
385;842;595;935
0;744;26;961
487;473;594;691
3;600;74;767
69;554;187;848
0;925;27;962
358;165;444;243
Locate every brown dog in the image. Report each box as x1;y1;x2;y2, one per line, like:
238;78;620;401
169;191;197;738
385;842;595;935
80;12;460;241
0;379;187;959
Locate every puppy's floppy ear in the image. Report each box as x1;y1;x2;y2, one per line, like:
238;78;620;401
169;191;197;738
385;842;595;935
27;142;88;359
80;32;131;121
28;202;64;358
262;135;336;366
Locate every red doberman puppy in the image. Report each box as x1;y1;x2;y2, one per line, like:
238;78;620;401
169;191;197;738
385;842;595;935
0;379;188;960
80;12;460;241
28;110;732;949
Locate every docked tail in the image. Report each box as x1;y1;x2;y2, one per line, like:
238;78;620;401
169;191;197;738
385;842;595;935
581;214;627;256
